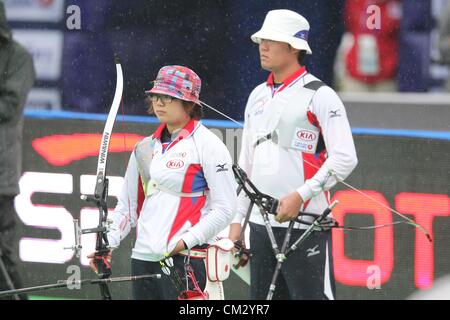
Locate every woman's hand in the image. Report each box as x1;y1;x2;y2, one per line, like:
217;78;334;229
228;223;242;243
87;251;112;274
228;223;243;256
169;240;187;256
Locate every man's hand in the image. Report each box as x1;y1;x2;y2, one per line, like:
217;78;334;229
275;191;304;223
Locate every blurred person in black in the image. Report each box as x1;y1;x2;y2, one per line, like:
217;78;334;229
0;1;35;300
438;1;450;91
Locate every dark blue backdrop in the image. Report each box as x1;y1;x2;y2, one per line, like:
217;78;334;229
62;0;346;119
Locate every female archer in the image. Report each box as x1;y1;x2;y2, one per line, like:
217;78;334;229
89;65;237;299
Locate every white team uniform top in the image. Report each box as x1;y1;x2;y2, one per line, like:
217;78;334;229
233;67;358;229
108;120;237;261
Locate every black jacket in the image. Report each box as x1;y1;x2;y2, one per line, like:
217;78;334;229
0;2;35;195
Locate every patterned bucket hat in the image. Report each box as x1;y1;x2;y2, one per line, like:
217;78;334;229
145;65;201;104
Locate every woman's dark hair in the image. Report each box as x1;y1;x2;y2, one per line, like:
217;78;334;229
183;100;204;120
145;97;203;120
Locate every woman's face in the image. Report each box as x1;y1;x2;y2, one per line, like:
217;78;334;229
151;94;191;129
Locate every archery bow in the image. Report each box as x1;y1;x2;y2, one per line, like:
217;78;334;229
233;163;428;300
63;55;123;300
82;54;123;299
233;164;406;232
198;100;432;241
234;164;339;300
233;164;336;230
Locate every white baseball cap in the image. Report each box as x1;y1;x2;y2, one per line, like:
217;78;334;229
251;9;312;55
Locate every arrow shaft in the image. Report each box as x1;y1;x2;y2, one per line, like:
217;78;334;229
0;274;161;298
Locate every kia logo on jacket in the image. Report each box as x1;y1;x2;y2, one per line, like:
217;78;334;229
297;130;316;141
166;159;184;169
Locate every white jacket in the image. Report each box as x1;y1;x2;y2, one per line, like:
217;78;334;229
233;67;358;229
108;120;237;261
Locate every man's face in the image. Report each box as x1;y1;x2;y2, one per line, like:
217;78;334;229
258;39;299;72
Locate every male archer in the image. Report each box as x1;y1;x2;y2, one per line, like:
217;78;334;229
229;9;358;300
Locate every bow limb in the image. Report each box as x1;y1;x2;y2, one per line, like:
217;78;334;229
95;55;124;198
91;56;124;300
